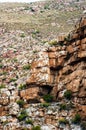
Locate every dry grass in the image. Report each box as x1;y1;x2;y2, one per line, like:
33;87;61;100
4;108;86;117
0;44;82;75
0;1;83;39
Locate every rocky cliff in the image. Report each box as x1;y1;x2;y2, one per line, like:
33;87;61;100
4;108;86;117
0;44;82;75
0;16;86;130
26;16;86;105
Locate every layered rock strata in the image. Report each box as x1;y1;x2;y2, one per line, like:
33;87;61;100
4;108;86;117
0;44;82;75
0;16;86;130
26;16;86;105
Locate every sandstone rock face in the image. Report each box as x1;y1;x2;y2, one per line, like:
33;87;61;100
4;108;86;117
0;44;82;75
0;16;86;130
26;17;86;104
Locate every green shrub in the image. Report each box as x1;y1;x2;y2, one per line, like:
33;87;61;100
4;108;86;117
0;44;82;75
59;103;67;111
0;64;3;69
44;5;50;10
20;33;25;38
43;94;53;103
2;71;7;75
13;58;18;62
23;64;31;70
18;110;28;121
59;118;69;125
32;125;41;130
72;113;81;124
40;10;44;13
32;30;40;35
18;84;27;90
64;90;72;100
0;58;2;62
33;50;37;53
0;84;5;89
48;40;57;46
25;118;33;125
17;100;25;107
40;103;50;108
10;78;17;82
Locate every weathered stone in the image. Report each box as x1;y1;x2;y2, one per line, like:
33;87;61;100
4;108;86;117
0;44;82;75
26;16;86;105
0;107;8;116
9;103;19;115
20;87;40;102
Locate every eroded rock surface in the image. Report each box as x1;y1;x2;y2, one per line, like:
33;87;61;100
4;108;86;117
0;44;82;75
0;16;86;130
26;16;86;105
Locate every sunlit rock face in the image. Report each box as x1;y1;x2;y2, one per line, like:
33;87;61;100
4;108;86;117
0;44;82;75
26;16;86;104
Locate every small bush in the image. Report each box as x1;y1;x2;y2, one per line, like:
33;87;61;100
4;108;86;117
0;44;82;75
10;78;17;82
18;110;28;121
32;30;40;35
33;50;37;53
17;100;25;107
72;113;81;124
40;103;50;108
40;10;44;13
0;84;5;89
25;118;33;125
64;90;72;100
0;64;3;69
32;125;41;130
59;118;69;125
18;84;27;90
13;58;18;62
20;33;25;38
43;94;53;103
44;5;50;10
59;103;67;111
48;40;57;46
23;64;31;70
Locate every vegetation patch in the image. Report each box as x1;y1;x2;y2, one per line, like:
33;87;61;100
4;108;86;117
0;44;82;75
48;39;57;46
0;64;3;69
20;33;25;38
64;90;72;100
40;103;50;108
59;118;69;125
32;30;40;35
59;103;67;111
18;110;28;121
23;64;31;70
17;99;25;107
25;118;33;125
18;84;27;90
10;78;17;82
32;125;41;130
0;84;6;89
43;94;53;103
72;113;81;124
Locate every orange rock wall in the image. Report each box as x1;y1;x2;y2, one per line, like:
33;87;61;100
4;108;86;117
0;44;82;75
25;17;86;104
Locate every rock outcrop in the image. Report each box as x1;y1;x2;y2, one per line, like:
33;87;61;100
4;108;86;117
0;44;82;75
26;16;86;105
0;16;86;130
